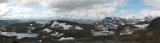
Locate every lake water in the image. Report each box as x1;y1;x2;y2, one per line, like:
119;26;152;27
0;32;39;39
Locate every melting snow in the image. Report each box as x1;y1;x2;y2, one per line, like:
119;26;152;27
50;21;72;30
58;37;74;41
42;28;53;33
75;26;83;30
134;24;149;29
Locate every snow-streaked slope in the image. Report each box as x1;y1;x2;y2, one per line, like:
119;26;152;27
134;24;149;29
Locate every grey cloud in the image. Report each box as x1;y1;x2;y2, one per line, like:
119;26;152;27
49;0;116;10
0;0;7;3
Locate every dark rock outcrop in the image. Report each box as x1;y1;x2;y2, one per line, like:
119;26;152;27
0;35;17;43
137;17;160;43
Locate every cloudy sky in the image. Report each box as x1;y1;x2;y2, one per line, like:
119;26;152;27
0;0;159;20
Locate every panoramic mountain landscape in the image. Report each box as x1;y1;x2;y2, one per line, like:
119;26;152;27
0;16;159;43
0;0;160;43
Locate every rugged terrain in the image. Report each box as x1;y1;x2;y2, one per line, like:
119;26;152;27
0;17;159;43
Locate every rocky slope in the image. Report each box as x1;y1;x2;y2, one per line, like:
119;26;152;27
137;17;160;43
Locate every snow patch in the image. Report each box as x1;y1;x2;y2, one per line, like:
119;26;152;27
58;37;74;41
134;24;149;29
75;26;83;30
42;28;53;33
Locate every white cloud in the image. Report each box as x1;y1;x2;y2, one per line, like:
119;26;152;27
0;0;126;20
138;9;160;18
56;3;117;20
1;13;55;19
0;3;9;16
144;0;160;8
136;0;160;18
9;6;35;14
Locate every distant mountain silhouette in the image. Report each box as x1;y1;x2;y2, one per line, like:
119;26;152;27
0;20;21;25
